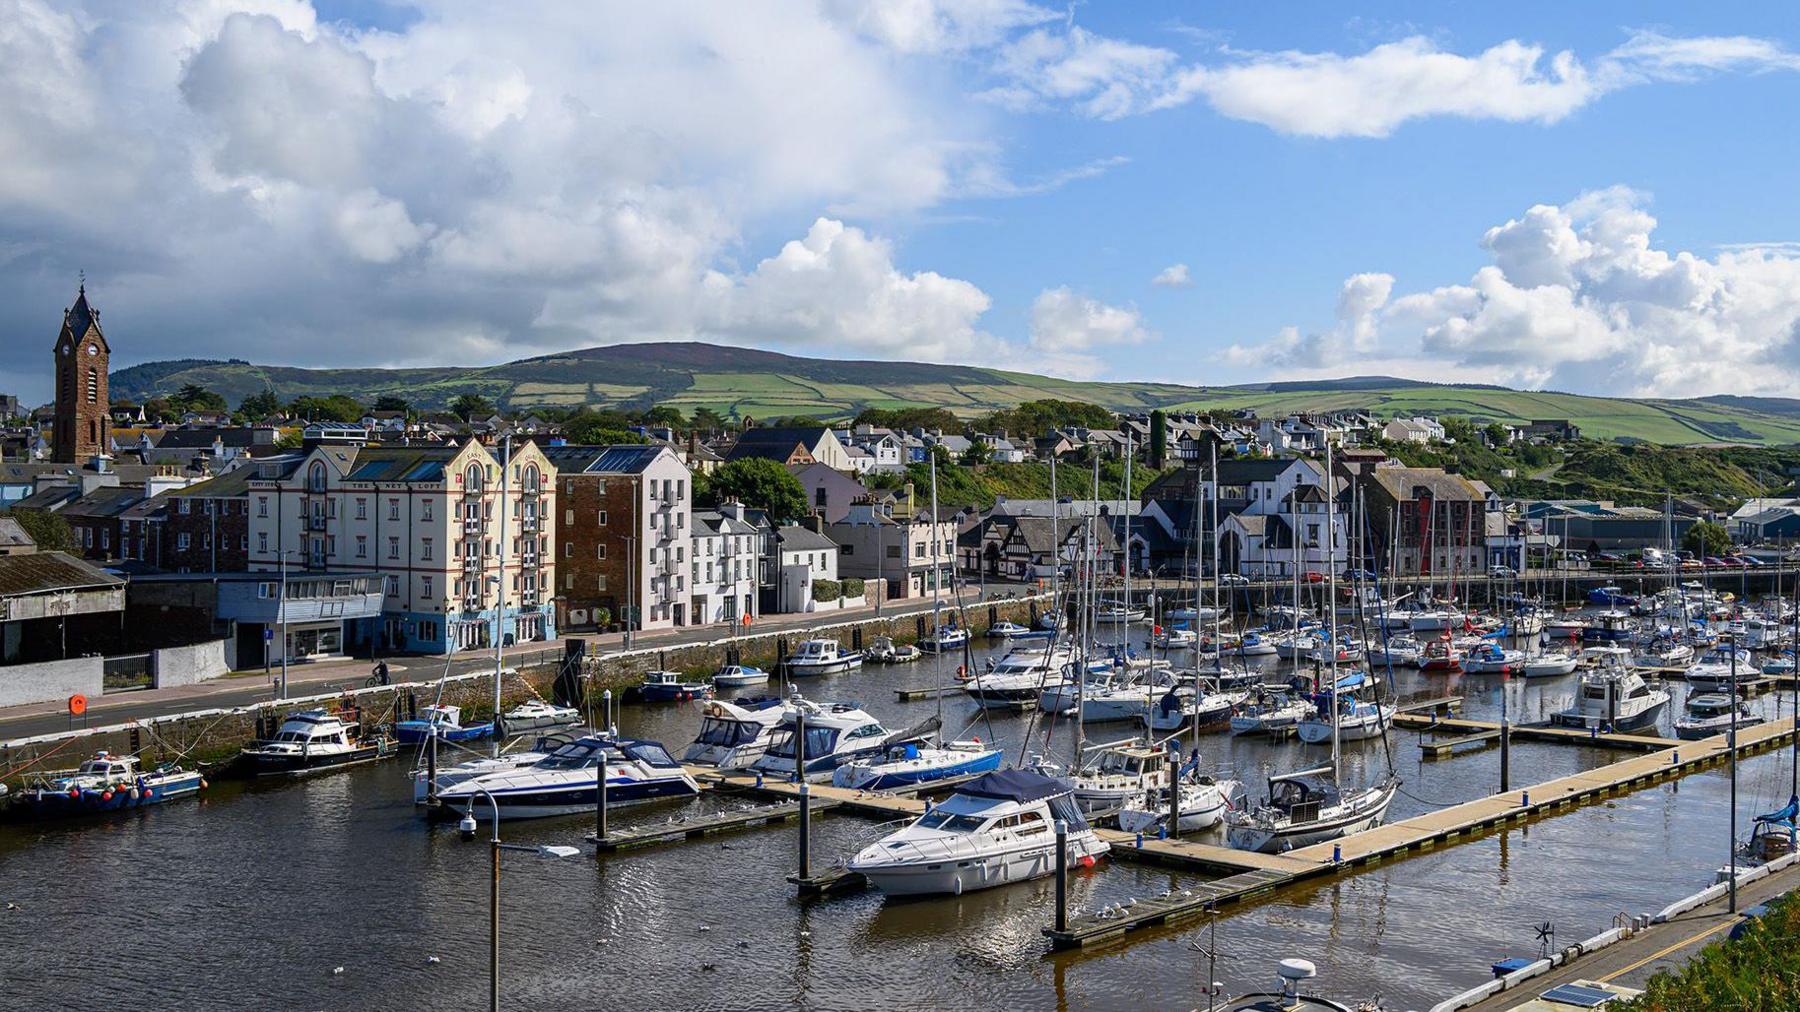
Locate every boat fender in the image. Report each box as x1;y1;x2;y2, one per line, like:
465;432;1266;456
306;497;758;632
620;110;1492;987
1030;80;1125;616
143;789;154;799
101;791;113;802
1078;854;1097;869
200;779;209;790
67;789;80;799
128;788;140;801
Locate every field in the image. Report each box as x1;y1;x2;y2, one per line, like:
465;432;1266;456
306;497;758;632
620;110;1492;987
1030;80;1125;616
109;342;1800;446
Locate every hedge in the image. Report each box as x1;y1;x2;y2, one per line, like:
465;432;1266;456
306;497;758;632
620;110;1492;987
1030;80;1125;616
812;579;842;602
841;578;865;598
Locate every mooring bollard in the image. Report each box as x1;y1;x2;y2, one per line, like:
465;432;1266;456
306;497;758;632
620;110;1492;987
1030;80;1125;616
1135;831;1144;848
1521;791;1530;807
1054;820;1069;933
1332;843;1341;863
1672;751;1679;765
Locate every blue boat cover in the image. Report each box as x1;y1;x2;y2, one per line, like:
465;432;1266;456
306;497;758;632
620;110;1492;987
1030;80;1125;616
1755;794;1798;826
957;769;1067;804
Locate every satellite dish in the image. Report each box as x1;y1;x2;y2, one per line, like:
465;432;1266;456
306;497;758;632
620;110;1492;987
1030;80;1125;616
1277;958;1317;981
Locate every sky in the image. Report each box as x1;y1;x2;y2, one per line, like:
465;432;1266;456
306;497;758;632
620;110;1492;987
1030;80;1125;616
7;1;1800;404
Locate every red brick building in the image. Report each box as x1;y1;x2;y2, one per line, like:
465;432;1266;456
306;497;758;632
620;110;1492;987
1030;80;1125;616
545;444;693;631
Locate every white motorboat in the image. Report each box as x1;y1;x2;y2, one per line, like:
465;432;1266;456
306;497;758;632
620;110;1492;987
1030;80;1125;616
1078;670;1179;724
1066;743;1172;815
830;740;1003;790
1460;643;1526;674
500;699;581;732
1225;768;1399;853
412;726;591;804
1519;651;1579;678
1094;604;1147;624
1366;636;1422;668
682;696;792;769
784;639;864;677
964;644;1075;710
1297;699;1394;744
1230;693;1315;738
847;770;1109;896
1117;773;1244;835
917;624;970;654
240;709;388;776
751;699;915;782
435;734;698;820
1550;663;1671;732
987;621;1032;639
1686;647;1753;693
1631;641;1694;671
1674;693;1762;741
1143;685;1249;733
865;635;921;664
1153;626;1198;650
711;664;770;688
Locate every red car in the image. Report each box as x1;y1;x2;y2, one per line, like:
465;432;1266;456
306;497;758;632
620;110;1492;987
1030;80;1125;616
1305;571;1324;584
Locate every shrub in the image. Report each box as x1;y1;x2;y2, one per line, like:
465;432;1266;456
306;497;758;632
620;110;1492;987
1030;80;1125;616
841;578;865;598
812;579;841;602
592;606;612;628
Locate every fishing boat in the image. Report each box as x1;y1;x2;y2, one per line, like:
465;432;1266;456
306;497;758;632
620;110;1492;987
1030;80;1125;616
1117;757;1244;835
1225;767;1398;853
412;726;591;803
865;636;920;664
639;670;713;702
1549;664;1670;732
750;700;916;781
918;623;971;653
1583;610;1636;642
435;734;698;820
846;769;1108;896
1230;692;1316;738
1519;651;1579;678
1674;693;1762;741
16;752;204;816
682;696;791;769
240;709;390;776
830;739;1003;790
710;664;770;688
783;638;864;676
500;699;581;732
1066;743;1172;815
395;704;495;745
987;621;1032;639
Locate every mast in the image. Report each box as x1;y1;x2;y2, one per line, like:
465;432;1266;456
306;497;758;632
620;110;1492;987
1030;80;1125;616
1050;451;1059;625
929;447;941;631
1123;434;1134;627
1326;442;1341;779
1210;442;1222;664
494;433;510;757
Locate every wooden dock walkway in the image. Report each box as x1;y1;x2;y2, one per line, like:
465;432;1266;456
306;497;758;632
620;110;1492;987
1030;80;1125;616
1044;718;1799;950
1391;713;1680;751
894;684;966;701
588;798;845;851
1420;727;1503;759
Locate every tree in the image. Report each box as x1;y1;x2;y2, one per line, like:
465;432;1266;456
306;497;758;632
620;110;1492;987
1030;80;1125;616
853;406;962;434
288;394;365;422
10;509;76;554
1148;409;1167;468
708;458;808;523
959;440;992;466
1483;422;1511;448
373;394;411;413
1682;520;1731;558
142;397;179;423
173;384;228;414
691;406;727;433
450;393;496;421
563;410;645;446
238;388;281;420
639;405;685;428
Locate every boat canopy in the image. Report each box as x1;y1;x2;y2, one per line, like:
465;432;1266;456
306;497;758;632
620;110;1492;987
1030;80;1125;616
1756;794;1798;827
957;769;1068;804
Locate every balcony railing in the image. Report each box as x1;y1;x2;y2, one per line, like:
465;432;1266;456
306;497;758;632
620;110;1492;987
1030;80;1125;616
307;514;327;531
463;517;482;534
521;551;538;566
521;515;539;532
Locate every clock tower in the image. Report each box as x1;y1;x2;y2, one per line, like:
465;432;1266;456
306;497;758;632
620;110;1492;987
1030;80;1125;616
52;281;110;464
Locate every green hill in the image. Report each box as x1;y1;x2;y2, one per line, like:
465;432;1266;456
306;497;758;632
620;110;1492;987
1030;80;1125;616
110;341;1800;446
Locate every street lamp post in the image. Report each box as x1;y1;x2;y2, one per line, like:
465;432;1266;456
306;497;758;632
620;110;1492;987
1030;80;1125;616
457;788;578;1012
276;548;296;699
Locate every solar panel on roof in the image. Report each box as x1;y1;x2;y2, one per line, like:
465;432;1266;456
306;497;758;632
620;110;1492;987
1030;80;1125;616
402;461;445;481
1539;983;1619;1008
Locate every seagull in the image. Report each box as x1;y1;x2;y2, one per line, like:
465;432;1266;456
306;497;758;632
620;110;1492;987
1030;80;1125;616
698;925;712;933
331;967;345;976
426;956;441;965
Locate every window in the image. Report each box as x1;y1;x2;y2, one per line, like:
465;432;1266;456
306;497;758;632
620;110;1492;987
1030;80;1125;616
258;582;274;599
566;573;575;590
422;576;433;598
388;536;400;560
356;536;367;558
422;499;433;521
258;533;268;552
257;497;268;518
204;500;215;516
421;538;433;561
178;499;191;515
914;543;925;558
565;509;574;525
388;499;400;521
307;461;326;493
101;530;111;550
597;510;608;526
597;574;607;591
840;544;853;555
677;513;684;529
565;542;573;558
676;546;684;563
385;575;400;596
201;533;210;549
677;479;685;500
85;366;98;404
240;534;247;550
597;545;607;560
355;498;367;520
176;532;190;549
887;545;902;559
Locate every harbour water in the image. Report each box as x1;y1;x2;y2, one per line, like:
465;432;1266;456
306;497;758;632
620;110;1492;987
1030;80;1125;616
2;625;1794;1010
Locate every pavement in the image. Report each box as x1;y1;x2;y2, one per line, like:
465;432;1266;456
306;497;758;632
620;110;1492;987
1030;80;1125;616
0;587;1039;743
1464;857;1800;1009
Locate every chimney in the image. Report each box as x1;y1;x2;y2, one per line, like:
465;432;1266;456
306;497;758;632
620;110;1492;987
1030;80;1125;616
805;512;824;534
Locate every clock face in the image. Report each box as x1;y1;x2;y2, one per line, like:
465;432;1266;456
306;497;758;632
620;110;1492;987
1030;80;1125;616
86;345;98;356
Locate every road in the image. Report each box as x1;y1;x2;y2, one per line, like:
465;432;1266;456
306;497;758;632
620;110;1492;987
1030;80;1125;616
1465;858;1800;1009
0;588;1036;743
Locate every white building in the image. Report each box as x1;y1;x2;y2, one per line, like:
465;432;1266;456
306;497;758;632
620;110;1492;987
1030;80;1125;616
773;524;839;613
1384;416;1446;444
690;510;760;625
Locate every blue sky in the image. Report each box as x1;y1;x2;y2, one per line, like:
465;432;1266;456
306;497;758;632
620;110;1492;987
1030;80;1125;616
6;2;1800;402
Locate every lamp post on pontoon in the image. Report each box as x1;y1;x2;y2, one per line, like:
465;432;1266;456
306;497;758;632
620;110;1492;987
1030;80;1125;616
457;787;579;1012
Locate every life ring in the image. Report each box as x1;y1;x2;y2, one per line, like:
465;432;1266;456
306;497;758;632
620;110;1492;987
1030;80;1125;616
68;694;88;716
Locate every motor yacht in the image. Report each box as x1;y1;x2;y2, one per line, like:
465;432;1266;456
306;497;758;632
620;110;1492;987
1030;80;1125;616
1225;768;1398;853
240;709;389;776
1550;664;1671;732
639;670;714;702
918;624;971;654
710;664;770;688
500;699;581;732
830;739;1003;791
784;638;864;676
1674;693;1762;741
751;699;912;781
435;734;698;820
395;704;494;745
1366;636;1421;668
846;770;1108;896
412;726;591;803
963;644;1075;710
1686;647;1754;693
682;696;792;769
1066;743;1172;815
987;621;1032;639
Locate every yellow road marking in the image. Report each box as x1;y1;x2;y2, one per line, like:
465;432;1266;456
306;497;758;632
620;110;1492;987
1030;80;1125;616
1598;917;1737;983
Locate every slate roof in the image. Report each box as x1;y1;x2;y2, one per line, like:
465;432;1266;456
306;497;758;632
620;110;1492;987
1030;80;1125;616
0;551;123;598
775;525;839;552
0;516;33;549
1367;466;1486;502
152;428;262;449
8;485;82;512
58;486;145;519
165;465;260;498
726;427;829;462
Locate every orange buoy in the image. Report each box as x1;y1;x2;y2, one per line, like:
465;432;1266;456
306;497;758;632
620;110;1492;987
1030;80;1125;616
68;694;88;716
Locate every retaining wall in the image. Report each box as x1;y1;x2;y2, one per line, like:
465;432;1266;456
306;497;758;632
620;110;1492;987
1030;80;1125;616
151;640;234;689
0;657;104;708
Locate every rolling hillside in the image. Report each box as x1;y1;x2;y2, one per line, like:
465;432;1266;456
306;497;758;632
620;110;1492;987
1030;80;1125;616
111;342;1800;445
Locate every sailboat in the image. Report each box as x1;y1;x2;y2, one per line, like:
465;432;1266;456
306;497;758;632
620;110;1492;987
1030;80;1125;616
1225;441;1399;853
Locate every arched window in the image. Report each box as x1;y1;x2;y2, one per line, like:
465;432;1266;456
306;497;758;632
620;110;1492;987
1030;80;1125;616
522;464;540;493
308;461;327;492
465;463;484;491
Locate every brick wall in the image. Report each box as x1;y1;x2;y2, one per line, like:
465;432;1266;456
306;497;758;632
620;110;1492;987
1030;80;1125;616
555;473;640;627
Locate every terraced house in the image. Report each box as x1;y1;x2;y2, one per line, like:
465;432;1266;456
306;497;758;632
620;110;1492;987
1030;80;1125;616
247;434;557;656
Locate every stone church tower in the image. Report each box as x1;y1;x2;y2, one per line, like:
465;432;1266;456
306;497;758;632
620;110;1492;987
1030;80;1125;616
52;282;110;463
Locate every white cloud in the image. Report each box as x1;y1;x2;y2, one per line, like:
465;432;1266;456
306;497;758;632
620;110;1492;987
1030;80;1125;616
827;0;1056;55
1018;286;1152;377
1151;263;1192;288
1240;189;1800;396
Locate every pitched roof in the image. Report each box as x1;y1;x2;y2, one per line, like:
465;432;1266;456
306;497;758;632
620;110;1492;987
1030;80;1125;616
0;516;32;549
8;485;82;512
0;550;124;598
63;284;105;348
343;445;460;482
1367;466;1486;502
153;428;262;449
549;444;671;475
165;465;261;498
775;525;838;551
59;486;145;519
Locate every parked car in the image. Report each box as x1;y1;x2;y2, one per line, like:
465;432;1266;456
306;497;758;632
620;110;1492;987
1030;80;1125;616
1304;571;1324;584
1219;573;1250;586
1488;565;1516;579
1705;556;1728;567
1737;555;1765;567
1343;568;1378;581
